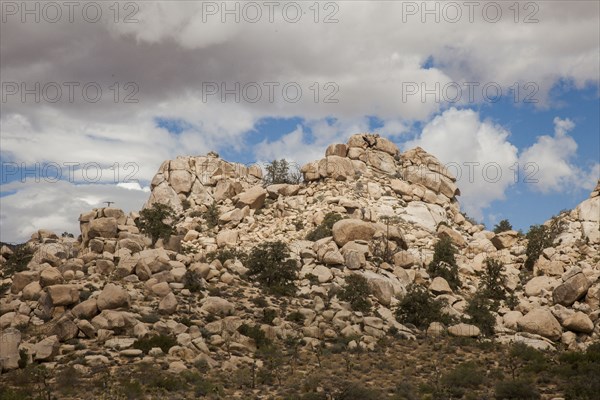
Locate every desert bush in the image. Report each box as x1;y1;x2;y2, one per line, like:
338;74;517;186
238;323;271;349
339;274;371;312
136;203;177;245
205;248;247;264
133;334;177;354
395;284;452;329
246;241;299;296
555;342;600;399
203;201;220;228
262;308;277;325
441;361;486;398
336;383;382;400
183;269;205;293
493;219;513;234
494;380;540;399
427;236;460;290
306;212;342;241
286;310;306;324
1;244;33;278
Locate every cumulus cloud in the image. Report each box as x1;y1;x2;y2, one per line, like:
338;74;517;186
405;108;519;220
519;117;600;193
0;1;598;240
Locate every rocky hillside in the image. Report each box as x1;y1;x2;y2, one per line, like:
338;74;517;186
0;134;599;398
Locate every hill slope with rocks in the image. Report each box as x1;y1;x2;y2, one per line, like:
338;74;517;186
1;133;599;399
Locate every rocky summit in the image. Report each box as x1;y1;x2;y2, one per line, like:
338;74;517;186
1;133;599;399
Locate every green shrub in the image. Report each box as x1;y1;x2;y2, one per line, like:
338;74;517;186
263;159;302;186
136;203;177;246
494;380;540;399
262;308;277;325
1;244;33;278
556;342;600;399
246;241;299;296
442;361;486;398
336;383;382;400
395;284;452;329
238;323;271;349
493;219;513;234
306;212;342;241
339;274;372;312
206;248;247;264
203;201;220;228
286;310;306;324
183;269;205;293
427;236;460;290
133;334;177;354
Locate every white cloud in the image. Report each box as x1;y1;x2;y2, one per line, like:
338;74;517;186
519;117;599;193
405;108;519;220
0;180;148;243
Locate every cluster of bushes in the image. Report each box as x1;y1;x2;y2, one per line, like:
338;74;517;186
133;334;177;354
395;283;454;329
306;212;342;241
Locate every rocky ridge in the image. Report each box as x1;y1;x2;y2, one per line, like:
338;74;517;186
1;134;598;378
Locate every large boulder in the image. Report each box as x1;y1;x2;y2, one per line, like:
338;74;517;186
490;231;520;250
401;202;447;232
39;266;63;287
553;273;591;306
46;285;80;306
201;297;235;316
88;218;118;239
33;335;60;361
97;283;130;310
562;312;594;333
11;271;39;294
576;196;599;243
448;323;480;337
517;308;563;341
332;220;377;247
72;298;99;320
0;328;21;371
235;186;267;210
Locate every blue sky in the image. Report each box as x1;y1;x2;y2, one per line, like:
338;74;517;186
1;1;598;242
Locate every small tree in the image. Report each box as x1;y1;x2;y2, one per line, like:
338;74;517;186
427;236;460;290
493;219;513;234
339;274;371;312
246;241;299;296
137;203;177;246
263;159;302;186
395;284;452;329
479;258;507;301
464;294;497;337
